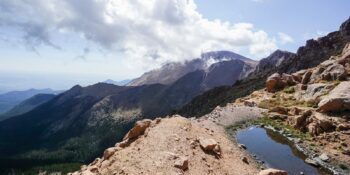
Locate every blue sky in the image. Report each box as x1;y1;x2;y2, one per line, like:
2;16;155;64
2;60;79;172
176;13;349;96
0;0;349;92
195;0;350;53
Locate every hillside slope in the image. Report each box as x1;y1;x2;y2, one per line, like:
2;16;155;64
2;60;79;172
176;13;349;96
0;88;59;114
0;94;56;121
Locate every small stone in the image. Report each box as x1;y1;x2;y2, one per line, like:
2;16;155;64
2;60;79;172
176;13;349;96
174;157;188;171
258;168;288;175
305;158;319;167
319;153;329;162
199;138;218;152
342;148;350;155
238;144;247;149
242;157;249;164
103;147;116;159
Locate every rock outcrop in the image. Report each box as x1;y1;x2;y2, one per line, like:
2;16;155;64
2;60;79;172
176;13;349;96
123;119;152;140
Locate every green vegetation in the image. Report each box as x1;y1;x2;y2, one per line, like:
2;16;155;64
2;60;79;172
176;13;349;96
283;86;295;94
339;163;348;170
227;116;311;141
258;92;318;110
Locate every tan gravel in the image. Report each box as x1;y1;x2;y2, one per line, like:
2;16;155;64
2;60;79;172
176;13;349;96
69;116;259;175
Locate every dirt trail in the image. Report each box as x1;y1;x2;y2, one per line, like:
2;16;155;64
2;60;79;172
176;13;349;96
69;116;259;175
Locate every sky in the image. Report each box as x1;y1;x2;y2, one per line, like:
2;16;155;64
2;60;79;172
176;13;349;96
0;0;349;92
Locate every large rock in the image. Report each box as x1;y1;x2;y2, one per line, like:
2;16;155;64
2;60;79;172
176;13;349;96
266;73;282;92
258;168;288;175
302;84;333;102
307;122;323;136
314;113;335;132
318;81;350;112
320;63;347;81
301;71;312;84
123;119;152;140
291;110;312;131
266;73;288;92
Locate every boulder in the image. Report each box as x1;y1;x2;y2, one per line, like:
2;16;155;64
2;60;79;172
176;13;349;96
302;83;332;102
320;63;347;81
123;119;152;140
258;168;288;175
310;67;325;83
294;115;307;129
282;73;296;86
301;71;312;84
307;122;322;136
314;113;335;132
318;81;350;112
266;73;283;92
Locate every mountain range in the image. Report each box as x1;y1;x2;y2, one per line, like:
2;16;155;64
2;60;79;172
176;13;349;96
0;50;258;167
0;17;349;174
0;88;61;115
0;94;56;121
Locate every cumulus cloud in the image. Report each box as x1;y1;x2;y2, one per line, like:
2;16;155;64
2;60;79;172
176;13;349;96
278;32;294;44
0;0;279;65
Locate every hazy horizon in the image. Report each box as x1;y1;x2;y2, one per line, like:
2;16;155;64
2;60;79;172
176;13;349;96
1;0;349;92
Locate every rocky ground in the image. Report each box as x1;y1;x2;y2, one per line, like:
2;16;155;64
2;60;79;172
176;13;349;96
69;117;260;175
233;43;350;172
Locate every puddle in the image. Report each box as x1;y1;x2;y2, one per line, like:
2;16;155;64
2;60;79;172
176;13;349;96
236;126;331;175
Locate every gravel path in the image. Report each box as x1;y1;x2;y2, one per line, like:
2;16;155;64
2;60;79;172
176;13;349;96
202;103;267;127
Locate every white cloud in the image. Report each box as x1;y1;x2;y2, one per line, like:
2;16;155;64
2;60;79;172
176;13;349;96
0;0;279;68
278;32;294;44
